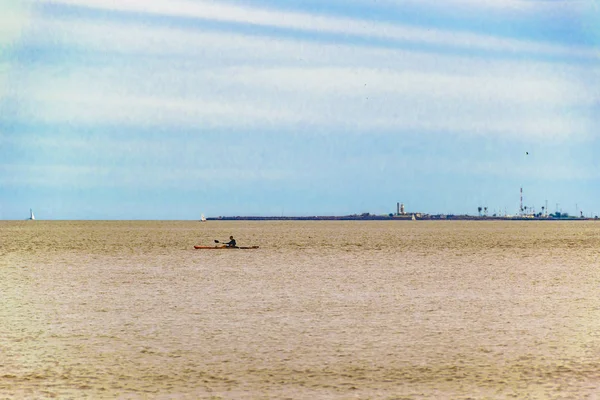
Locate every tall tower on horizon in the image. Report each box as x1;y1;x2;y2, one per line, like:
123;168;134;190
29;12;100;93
520;187;523;215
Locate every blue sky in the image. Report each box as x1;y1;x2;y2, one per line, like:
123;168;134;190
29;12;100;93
1;0;599;219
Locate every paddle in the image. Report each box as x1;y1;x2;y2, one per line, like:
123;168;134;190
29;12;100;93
214;239;237;247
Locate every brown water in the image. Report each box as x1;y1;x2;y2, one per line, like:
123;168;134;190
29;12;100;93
1;220;600;399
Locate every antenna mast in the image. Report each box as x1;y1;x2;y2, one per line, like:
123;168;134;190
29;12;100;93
520;187;523;216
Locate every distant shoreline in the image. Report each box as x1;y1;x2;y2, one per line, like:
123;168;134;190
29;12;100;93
6;215;597;222
208;215;598;221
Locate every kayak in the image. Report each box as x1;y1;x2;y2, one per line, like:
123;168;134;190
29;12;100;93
194;245;259;250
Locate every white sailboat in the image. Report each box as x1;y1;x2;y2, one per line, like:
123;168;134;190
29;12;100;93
411;214;416;221
200;213;207;222
28;209;35;220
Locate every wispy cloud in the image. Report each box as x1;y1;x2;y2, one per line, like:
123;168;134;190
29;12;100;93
0;162;292;189
0;1;33;45
434;0;596;12
37;0;599;59
0;1;35;102
345;0;597;13
11;17;598;142
7;0;592;146
14;72;594;141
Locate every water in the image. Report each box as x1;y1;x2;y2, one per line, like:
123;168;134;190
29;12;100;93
1;220;600;399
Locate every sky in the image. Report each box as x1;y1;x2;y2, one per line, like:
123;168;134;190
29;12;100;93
1;0;599;220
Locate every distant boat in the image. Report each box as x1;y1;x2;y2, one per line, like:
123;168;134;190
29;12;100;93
411;214;416;221
200;213;207;222
28;209;35;220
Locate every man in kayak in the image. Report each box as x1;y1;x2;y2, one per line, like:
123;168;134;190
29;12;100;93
224;236;237;247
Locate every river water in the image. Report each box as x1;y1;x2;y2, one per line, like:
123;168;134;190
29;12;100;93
1;220;600;399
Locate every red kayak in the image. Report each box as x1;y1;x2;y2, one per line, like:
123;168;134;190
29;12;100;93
194;245;259;250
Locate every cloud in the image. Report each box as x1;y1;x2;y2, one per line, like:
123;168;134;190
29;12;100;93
12;35;597;142
437;0;594;12
0;162;292;189
16;86;302;129
451;157;600;181
0;0;35;101
346;0;595;13
0;0;33;46
4;1;596;144
35;0;598;59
